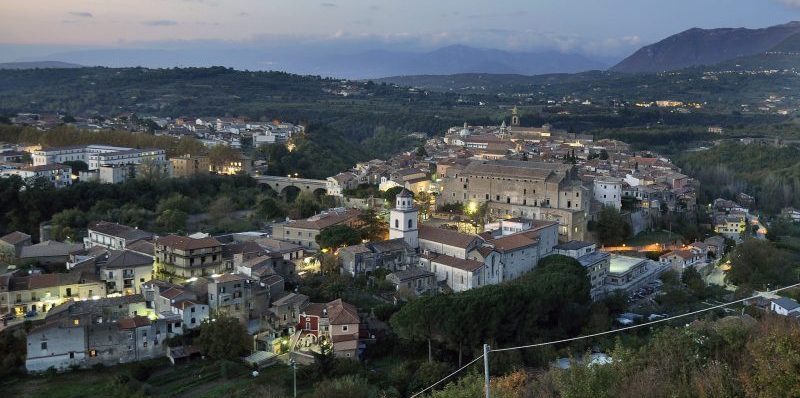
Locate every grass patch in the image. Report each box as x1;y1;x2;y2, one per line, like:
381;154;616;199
626;230;683;246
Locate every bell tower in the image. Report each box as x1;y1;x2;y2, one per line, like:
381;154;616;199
389;189;419;249
511;106;520;127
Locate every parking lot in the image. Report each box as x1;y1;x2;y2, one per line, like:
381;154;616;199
626;280;664;308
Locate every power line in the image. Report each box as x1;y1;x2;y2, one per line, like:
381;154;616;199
409;354;485;398
408;281;800;397
492;281;800;353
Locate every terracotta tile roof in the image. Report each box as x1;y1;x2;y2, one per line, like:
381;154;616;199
0;231;30;245
424;253;484;272
339;244;372;255
104;250;153;269
331;333;359;344
222;241;264;259
172;300;197;310
155;235;221;251
460;159;571;181
20;241;84;259
89;221;153;242
326;298;359;325
211;273;248;283
487;232;539;252
118;315;151;329
126;240;155;256
23;164;71;172
285;208;362;231
418;225;478;249
303;303;326;317
255;238;303;254
160;287;188;300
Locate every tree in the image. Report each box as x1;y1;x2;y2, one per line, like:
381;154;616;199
207;145;241;172
390;295;443;363
156;209;188;233
136;157;170;182
316;225;361;250
595;205;631;246
415;191;432;220
50;208;88;242
295;191;321;218
599;149;609;160
156;193;195;215
682;266;707;299
318;252;340;274
384;186;407;204
254;196;286;221
727;239;795;289
746;316;800;398
195;315;248;361
356;208;385;241
208;196;235;229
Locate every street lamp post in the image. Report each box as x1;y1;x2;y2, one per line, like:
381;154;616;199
289;357;297;397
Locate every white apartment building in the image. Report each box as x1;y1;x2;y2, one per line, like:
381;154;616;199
33;145;166;171
1;164;73;188
593;177;623;210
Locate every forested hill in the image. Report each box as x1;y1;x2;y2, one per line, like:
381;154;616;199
676;142;800;214
0;66;501;143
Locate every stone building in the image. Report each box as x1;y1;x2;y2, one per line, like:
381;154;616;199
439;159;589;240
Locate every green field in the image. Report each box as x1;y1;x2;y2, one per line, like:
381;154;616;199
626;230;684;246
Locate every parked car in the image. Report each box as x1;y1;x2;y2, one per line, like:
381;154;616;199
24;310;37;318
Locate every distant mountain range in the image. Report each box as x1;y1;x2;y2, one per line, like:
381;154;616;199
611;21;800;73
14;44;607;79
8;22;800;78
0;61;83;70
309;45;608;78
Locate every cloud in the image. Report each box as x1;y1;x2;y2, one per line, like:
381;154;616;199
171;0;216;3
237;12;249;17
69;12;93;18
776;0;800;8
142;20;178;26
321;2;337;7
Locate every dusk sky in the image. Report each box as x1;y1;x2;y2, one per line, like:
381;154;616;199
0;0;798;63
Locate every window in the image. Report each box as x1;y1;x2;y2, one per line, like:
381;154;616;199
89;349;97;357
408;219;413;228
41;342;47;350
73;319;80;326
69;352;74;359
395;219;399;228
342;325;349;332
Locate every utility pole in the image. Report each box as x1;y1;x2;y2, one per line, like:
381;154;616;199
483;344;491;398
289;356;297;398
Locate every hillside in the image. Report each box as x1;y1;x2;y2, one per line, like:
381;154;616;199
25;44;606;79
0;61;83;70
612;21;800;73
324;45;607;78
